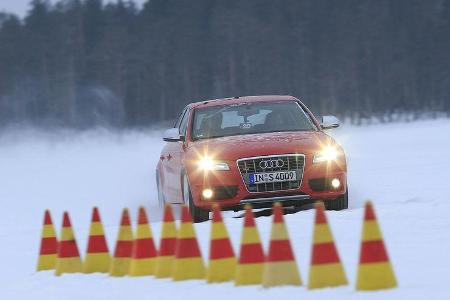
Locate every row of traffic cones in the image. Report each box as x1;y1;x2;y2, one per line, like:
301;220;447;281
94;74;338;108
37;201;397;290
37;206;170;277
233;201;396;290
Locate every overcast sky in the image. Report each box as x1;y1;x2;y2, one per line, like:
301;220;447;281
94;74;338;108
0;0;147;17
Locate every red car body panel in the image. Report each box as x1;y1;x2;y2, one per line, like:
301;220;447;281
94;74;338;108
157;95;347;210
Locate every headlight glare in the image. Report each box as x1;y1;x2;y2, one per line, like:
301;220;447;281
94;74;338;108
313;146;338;164
331;178;341;189
198;157;230;171
202;188;214;199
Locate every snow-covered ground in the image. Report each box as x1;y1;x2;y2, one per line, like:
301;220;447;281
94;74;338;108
1;120;449;299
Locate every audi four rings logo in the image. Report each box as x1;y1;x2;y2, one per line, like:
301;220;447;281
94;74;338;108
259;159;284;169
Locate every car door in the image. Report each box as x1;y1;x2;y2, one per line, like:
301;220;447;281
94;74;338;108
162;107;189;203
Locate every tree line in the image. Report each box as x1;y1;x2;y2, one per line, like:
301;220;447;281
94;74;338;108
0;0;448;128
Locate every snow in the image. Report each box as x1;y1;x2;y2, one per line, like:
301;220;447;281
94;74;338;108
1;120;449;299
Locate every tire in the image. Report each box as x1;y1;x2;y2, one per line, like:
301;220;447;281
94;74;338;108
156;171;165;208
182;173;209;223
325;188;348;210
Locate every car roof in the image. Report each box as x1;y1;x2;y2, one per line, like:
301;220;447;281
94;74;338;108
188;95;300;109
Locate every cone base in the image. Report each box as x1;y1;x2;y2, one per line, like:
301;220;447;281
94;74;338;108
55;257;83;276
129;257;156;276
37;254;56;271
207;257;236;283
155;256;174;278
172;257;205;281
83;253;111;273
262;261;302;287
235;263;264;286
356;262;397;290
308;262;348;289
109;257;131;277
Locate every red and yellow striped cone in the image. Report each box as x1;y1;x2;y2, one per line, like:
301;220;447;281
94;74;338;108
37;210;58;271
55;212;82;276
235;204;265;286
83;207;110;273
155;204;177;278
129;207;157;276
206;204;236;283
308;202;348;289
109;208;133;277
172;205;205;281
356;201;397;290
262;203;301;287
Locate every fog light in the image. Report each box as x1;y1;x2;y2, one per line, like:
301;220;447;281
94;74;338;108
331;178;341;189
202;188;214;199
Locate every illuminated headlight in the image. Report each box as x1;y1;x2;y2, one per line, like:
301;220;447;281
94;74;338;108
313;146;338;164
198;157;230;171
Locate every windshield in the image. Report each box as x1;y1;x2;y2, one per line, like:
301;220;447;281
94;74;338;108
192;101;317;140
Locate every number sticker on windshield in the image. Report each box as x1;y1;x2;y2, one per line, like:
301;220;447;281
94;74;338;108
240;122;252;129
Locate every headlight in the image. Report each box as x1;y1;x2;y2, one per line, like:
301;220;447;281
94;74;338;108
313;146;338;164
198;156;230;171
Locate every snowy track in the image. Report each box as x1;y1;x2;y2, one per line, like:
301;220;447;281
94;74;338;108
1;120;449;299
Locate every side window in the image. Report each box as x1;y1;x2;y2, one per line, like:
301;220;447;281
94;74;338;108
179;109;190;136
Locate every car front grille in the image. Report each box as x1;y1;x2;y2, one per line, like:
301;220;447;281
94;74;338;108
237;154;305;193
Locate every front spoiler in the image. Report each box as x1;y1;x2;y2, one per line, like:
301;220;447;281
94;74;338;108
223;194;314;212
240;194;311;204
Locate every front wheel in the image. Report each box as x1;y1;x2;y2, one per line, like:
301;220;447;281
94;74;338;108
182;173;209;223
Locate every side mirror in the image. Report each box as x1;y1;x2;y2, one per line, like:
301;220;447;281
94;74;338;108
320;115;340;129
163;128;185;142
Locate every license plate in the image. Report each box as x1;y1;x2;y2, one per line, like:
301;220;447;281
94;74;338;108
249;171;297;184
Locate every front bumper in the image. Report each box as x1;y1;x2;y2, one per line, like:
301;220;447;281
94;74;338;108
187;155;347;210
224;194;314;212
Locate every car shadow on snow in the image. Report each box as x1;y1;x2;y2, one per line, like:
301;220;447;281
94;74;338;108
232;203;315;219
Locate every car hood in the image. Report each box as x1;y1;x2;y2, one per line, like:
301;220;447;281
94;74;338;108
188;131;334;160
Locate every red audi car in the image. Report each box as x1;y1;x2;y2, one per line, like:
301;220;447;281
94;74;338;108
157;95;347;222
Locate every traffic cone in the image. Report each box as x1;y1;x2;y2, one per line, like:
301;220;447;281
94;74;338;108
206;204;236;283
129;207;157;276
155;204;177;278
308;202;348;289
172;205;205;281
262;202;301;287
55;212;82;276
83;207;110;273
109;208;134;277
37;210;58;271
235;204;265;286
356;201;397;290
